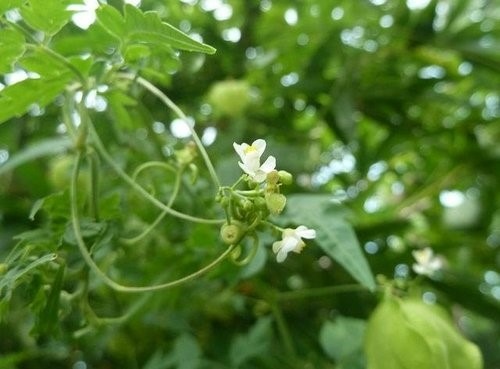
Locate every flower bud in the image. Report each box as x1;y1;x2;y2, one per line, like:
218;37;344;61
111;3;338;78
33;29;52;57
278;170;293;185
175;142;197;166
0;263;7;275
266;170;280;185
265;193;287;215
365;294;483;369
220;221;245;245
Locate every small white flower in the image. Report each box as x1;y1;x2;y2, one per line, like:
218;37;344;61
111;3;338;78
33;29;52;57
67;0;100;30
272;225;316;263
233;139;276;183
412;247;443;276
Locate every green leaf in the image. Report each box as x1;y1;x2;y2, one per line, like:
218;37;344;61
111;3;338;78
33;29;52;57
34;263;65;335
229;316;273;366
284;194;376;291
0;0;23;15
0;253;57;296
95;4;126;40
0;137;73;176
168;334;202;369
96;4;216;54
0;72;72;125
21;0;72;35
0;28;25;74
319;316;366;368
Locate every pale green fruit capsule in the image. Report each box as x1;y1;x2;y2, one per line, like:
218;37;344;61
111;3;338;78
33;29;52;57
265;193;287;215
220;221;245;245
278;170;293;185
365;294;483;369
208;80;251;117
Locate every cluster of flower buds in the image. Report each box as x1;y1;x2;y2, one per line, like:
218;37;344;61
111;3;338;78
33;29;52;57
218;139;316;263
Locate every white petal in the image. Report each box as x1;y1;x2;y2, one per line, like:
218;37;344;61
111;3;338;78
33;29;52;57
281;236;299;253
252;139;266;156
272;240;282;253
276;249;288;263
296;226;316;239
260;156;276;173
233;142;245;160
238;161;253;176
252;171;267;183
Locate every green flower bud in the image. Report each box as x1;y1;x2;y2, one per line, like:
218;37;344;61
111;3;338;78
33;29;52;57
265;193;287;215
175;142;197;166
365;294;483;369
278;170;293;185
0;263;7;275
254;197;268;211
220;221;245;245
266;170;280;185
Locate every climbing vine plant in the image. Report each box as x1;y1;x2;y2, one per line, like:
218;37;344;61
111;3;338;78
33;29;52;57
0;1;493;368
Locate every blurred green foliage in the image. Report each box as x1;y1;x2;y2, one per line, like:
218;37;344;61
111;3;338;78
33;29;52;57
1;0;499;368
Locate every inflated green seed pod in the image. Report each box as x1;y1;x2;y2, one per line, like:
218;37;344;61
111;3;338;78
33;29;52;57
365;294;483;369
220;221;245;245
208;80;251;117
265;193;287;215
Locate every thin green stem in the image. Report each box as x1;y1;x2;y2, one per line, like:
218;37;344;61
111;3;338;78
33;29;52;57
71;152;235;293
120;162;184;244
88;121;224;225
118;73;221;189
277;284;372;302
270;300;297;358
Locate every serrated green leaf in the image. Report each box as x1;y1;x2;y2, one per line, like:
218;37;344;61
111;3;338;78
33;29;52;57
284;194;376;291
21;0;72;35
0;253;57;296
34;263;65;335
0;28;26;74
0;73;72;125
95;4;126;40
96;4;216;54
0;0;23;15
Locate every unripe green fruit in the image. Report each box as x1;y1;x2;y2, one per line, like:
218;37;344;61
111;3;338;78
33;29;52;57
265;193;287;215
365;294;483;369
278;170;293;185
220;221;245;245
208;80;251;117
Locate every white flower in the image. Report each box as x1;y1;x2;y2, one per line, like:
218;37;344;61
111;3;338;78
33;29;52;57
412;247;443;276
272;225;316;263
67;0;100;30
233;139;276;183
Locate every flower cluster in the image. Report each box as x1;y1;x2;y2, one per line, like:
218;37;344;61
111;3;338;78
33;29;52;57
226;139;316;263
233;139;276;183
412;247;443;276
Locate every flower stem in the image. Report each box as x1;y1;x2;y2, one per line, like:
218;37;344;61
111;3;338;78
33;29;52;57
120;162;183;244
71;151;235;293
88;120;224;225
277;284;372;302
118;73;221;189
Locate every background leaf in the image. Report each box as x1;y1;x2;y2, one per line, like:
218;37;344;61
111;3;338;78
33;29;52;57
0;28;25;74
284;194;376;291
